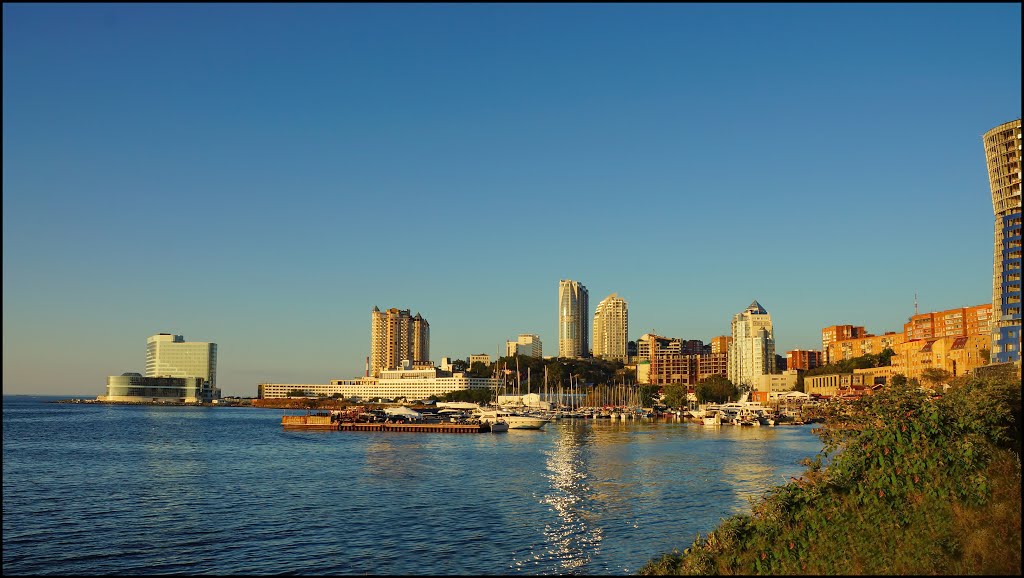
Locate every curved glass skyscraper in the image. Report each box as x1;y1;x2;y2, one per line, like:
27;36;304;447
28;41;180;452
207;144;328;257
559;279;589;359
983;119;1022;363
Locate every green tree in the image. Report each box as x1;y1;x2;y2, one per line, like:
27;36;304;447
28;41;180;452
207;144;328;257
467;361;492;378
451;358;469;373
696;375;739;404
661;383;688;409
287;389;308;397
891;373;908;386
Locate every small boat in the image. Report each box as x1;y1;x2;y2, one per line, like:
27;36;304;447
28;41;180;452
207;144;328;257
702;410;722;426
489;420;509;433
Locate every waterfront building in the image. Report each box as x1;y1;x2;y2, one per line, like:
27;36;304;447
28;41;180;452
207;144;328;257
592;293;629;362
558;279;589;358
370;307;430;377
755;370;800;395
804;372;873;398
145;333;218;391
826;332;904;363
101;373;213;403
903;303;992;341
100;333;220;402
821;325;867;363
890;334;991;381
468;353;491;368
506;334;543;358
983;119;1022;363
258;365;499;401
710;335;732;355
728;301;776;389
787;349;823;371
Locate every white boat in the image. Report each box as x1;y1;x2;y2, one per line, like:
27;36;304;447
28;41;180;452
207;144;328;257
473;406;549;430
702;408;722;426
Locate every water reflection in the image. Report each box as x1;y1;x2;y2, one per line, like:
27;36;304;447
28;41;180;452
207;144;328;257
528;420;603;574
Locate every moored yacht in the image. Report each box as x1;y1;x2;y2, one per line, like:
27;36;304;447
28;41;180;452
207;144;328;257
473;406;550;430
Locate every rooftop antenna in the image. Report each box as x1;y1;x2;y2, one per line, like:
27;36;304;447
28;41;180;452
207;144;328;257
914;292;919;316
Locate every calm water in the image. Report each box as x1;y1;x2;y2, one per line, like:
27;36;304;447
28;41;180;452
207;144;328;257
3;396;823;575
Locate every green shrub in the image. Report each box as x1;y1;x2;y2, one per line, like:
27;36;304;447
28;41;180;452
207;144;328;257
640;373;1022;575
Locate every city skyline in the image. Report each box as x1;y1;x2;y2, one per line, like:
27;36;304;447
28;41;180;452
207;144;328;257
3;4;1021;396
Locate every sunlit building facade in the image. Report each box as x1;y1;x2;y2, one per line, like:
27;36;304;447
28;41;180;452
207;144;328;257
984;119;1022;363
903;304;992;341
728;301;776;388
101;333;220;403
145;333;218;390
506;334;543;358
370;307;430;377
821;325;867;364
558;279;589;358
592;293;628;362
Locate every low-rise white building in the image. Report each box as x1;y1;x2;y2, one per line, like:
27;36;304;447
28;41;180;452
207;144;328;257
258;366;499;401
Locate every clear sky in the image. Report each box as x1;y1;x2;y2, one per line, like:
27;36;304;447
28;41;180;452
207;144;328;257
3;3;1021;397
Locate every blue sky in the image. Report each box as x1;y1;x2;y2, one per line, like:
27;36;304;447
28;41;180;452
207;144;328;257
3;3;1021;397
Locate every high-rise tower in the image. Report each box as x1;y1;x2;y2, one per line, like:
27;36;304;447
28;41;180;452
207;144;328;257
593;293;628;362
558;279;589;358
370;307;430;377
984;119;1022;363
727;300;776;388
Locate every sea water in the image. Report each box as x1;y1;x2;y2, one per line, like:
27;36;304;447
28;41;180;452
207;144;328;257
2;396;823;575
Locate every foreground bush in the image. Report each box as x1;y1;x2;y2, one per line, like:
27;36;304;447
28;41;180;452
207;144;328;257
640;374;1022;575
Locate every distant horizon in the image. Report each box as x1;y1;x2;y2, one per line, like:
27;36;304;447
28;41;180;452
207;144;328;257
4;3;1020;397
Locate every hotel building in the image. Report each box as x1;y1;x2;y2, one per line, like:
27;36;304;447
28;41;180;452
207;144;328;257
728;301;776;388
592;293;628;362
370;307;430;377
558;279;589;358
984;119;1022;363
101;333;220;403
145;333;218;389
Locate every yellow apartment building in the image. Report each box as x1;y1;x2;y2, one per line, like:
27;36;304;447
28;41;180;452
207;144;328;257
826;332;905;363
890;334;991;381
